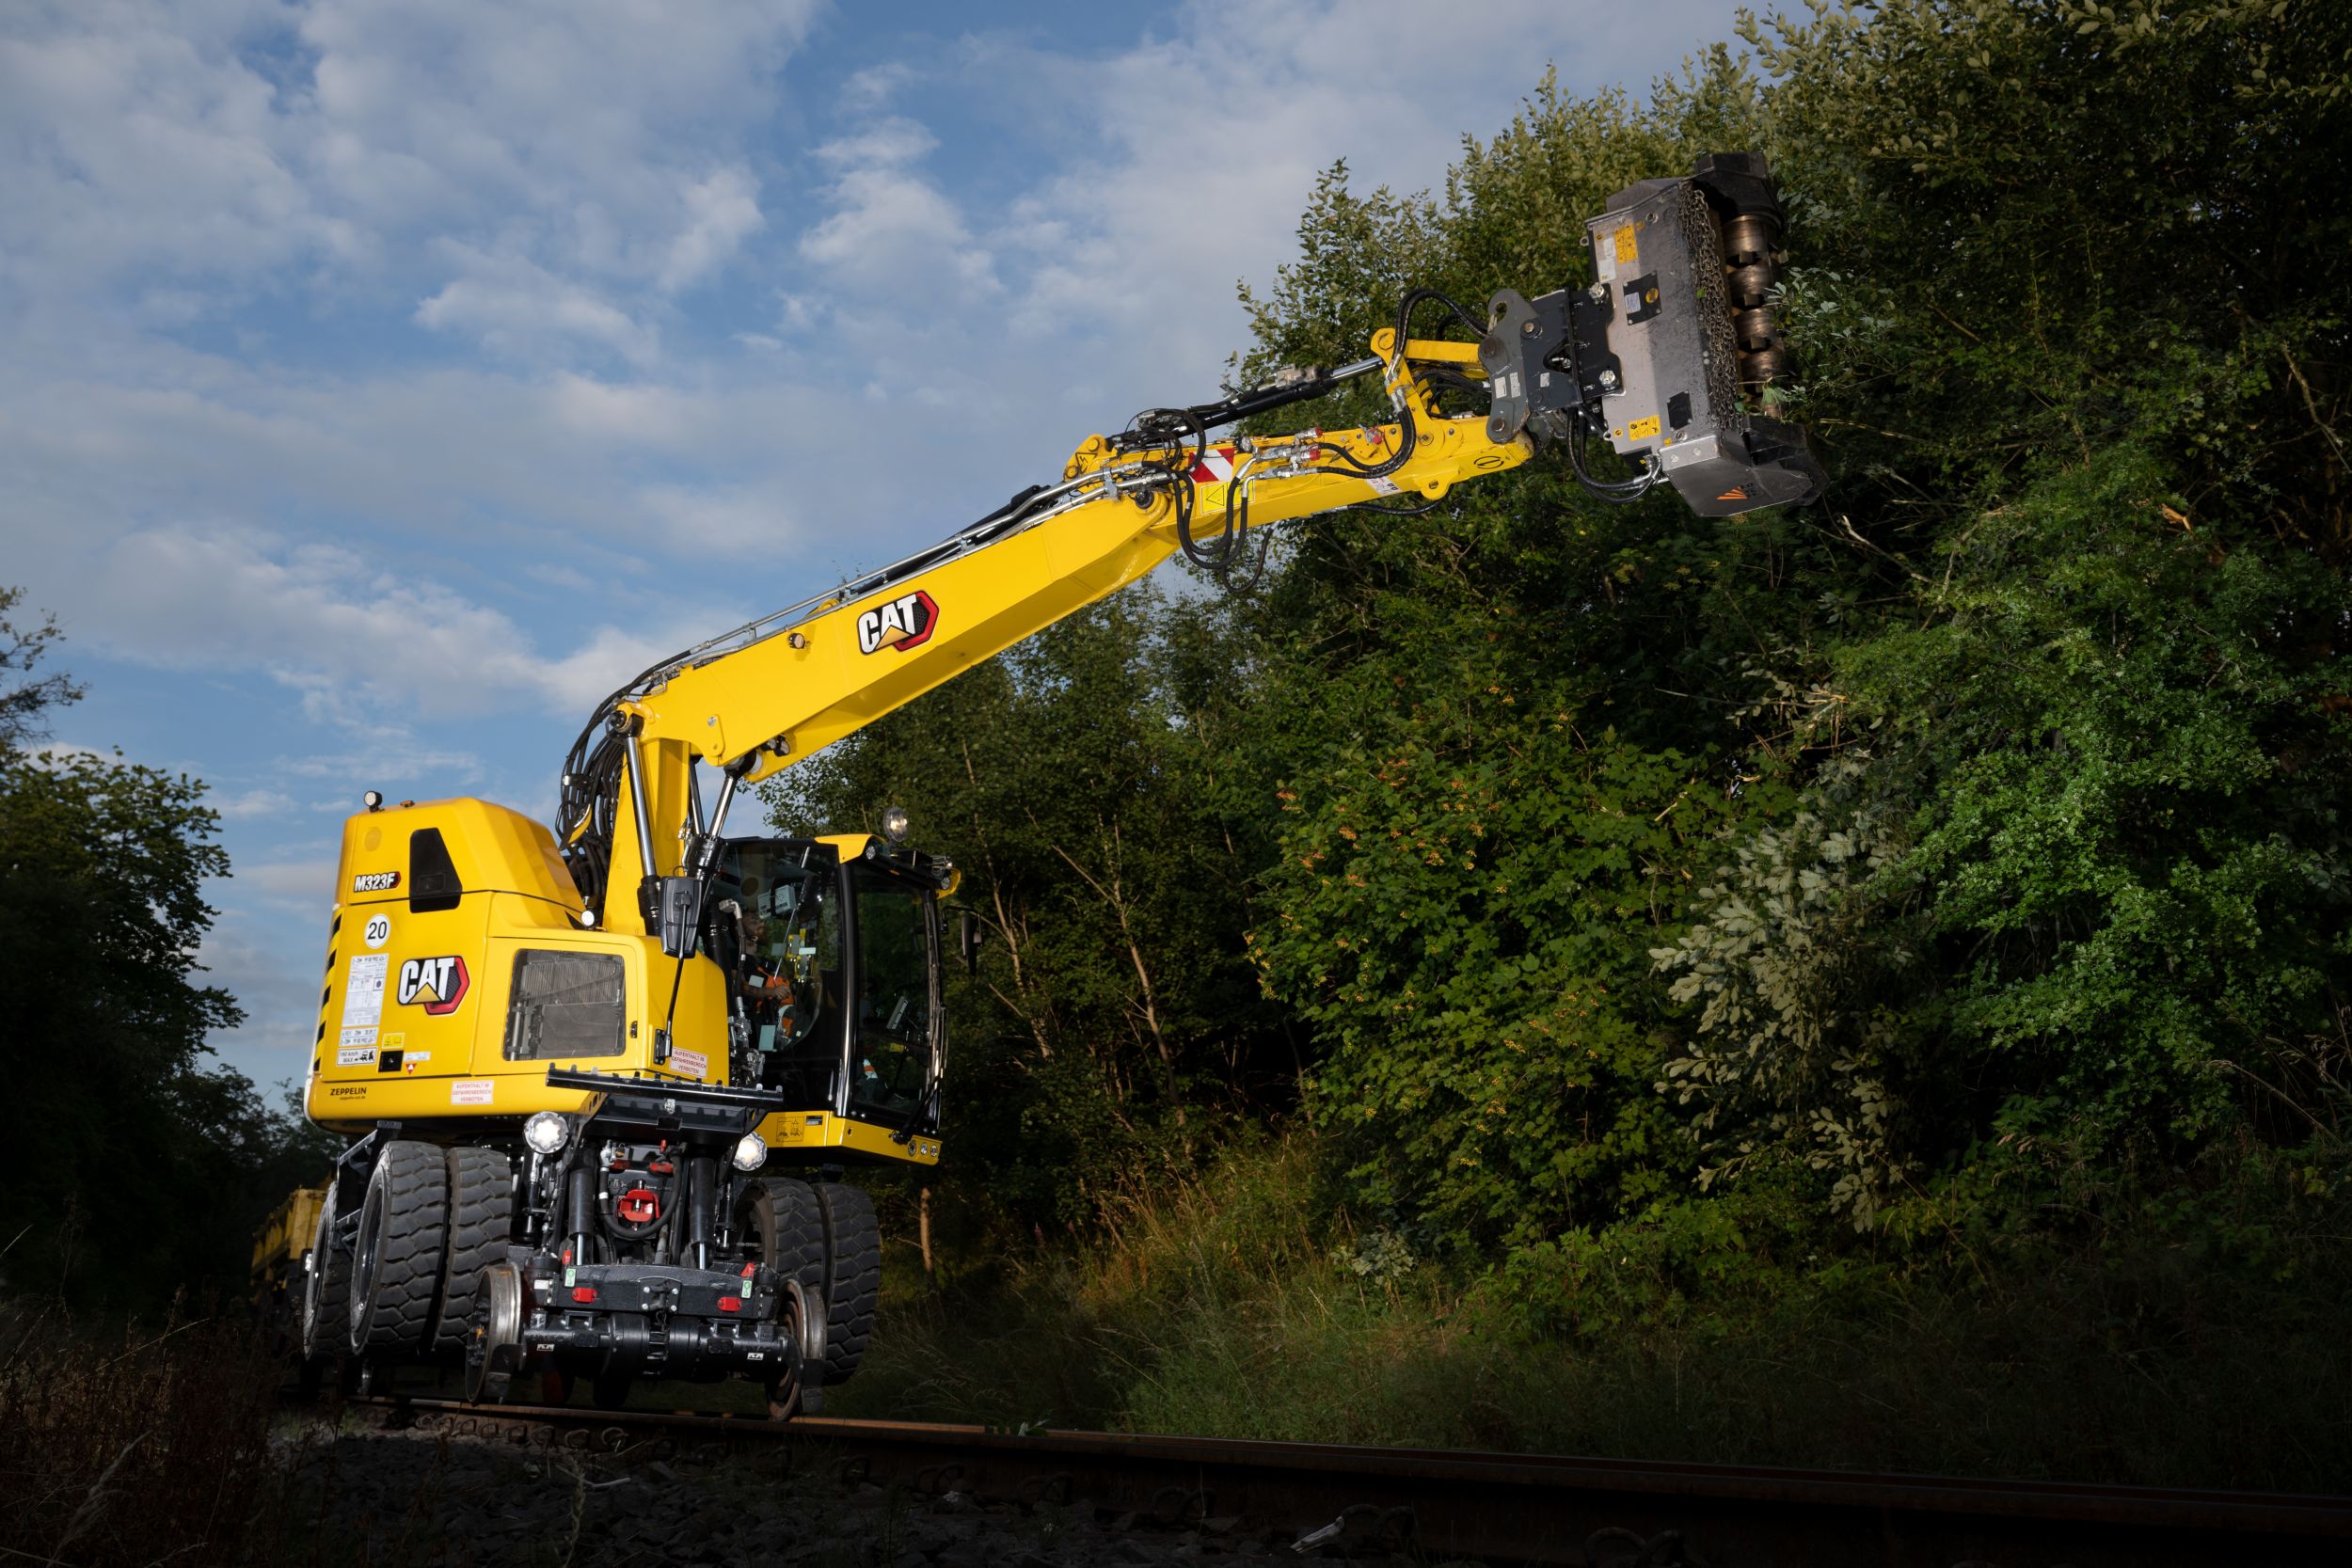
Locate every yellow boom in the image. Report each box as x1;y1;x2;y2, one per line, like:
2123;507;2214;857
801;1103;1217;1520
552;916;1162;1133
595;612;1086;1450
583;328;1527;938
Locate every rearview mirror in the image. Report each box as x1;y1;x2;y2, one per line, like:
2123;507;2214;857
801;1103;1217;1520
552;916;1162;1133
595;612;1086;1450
656;875;706;958
958;909;983;974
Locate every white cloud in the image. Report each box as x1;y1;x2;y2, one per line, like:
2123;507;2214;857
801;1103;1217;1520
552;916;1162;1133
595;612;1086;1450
281;747;485;785
799;116;995;295
85;525;705;723
838;61;912;112
1;0;817;314
815;117;936;169
0;3;354;295
416;250;660;365
658;166;767;293
214;786;301;819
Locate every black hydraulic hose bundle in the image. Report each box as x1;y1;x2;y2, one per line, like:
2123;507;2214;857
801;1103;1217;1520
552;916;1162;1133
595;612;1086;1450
1567;414;1665;503
1146;285;1498;572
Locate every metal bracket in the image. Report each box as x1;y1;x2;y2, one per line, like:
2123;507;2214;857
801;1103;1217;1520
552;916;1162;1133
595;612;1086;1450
1481;288;1616;446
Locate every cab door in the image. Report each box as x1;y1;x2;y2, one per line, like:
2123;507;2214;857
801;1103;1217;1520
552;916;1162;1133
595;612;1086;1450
841;858;943;1132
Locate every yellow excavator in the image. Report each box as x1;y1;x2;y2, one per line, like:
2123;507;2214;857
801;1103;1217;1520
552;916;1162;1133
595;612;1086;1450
286;153;1821;1413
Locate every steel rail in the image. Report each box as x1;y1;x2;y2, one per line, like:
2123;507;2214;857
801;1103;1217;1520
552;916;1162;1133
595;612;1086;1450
341;1395;2351;1568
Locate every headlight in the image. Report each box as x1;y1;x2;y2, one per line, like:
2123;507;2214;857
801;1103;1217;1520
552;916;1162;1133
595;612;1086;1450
882;803;910;843
523;1111;570;1155
731;1132;768;1172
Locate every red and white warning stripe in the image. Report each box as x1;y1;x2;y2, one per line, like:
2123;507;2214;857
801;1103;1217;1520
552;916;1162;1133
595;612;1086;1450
1190;445;1237;485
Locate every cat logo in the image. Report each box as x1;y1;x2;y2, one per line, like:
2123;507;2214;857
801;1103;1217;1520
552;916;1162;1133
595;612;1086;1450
396;955;469;1015
855;590;938;655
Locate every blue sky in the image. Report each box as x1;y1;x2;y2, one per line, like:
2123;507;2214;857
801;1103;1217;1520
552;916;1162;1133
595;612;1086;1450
2;0;1747;1091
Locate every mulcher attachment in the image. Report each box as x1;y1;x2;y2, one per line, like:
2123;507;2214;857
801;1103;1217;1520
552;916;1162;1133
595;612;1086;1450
1482;150;1826;518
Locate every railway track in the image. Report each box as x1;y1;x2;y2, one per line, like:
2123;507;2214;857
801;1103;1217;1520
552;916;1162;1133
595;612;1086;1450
339;1395;2350;1567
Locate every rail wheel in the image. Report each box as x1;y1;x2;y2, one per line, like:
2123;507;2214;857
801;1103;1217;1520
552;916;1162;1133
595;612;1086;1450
736;1178;827;1415
762;1277;827;1419
349;1139;449;1357
431;1146;514;1354
812;1180;880;1386
463;1260;522;1403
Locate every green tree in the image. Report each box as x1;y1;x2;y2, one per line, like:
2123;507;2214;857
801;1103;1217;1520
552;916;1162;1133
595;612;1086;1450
0;584;84;749
0;591;332;1307
1652;0;2352;1200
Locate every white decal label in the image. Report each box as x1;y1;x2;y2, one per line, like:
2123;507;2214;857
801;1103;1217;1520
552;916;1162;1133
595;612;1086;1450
396;954;471;1014
353;870;401;894
340;1027;377;1048
670;1048;707;1079
342;953;388;1037
855;589;940;655
336;1046;374;1067
362;913;391;949
451;1079;495;1105
1365;475;1402;496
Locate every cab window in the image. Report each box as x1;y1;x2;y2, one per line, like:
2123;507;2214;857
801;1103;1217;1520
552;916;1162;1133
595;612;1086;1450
716;845;845;1077
848;863;932;1115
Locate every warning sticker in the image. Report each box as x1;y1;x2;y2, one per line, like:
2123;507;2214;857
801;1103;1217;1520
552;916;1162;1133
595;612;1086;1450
1365;475;1402;496
670;1048;708;1080
342;952;388;1034
1188;446;1237;485
1614;223;1640;266
340;1026;377;1049
336;1046;374;1067
451;1079;495;1106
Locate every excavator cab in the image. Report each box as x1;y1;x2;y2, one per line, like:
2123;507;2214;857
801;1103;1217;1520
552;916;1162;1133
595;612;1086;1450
707;834;946;1155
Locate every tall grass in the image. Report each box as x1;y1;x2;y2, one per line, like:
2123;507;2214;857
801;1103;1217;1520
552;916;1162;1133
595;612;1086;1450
0;1296;291;1565
832;1135;2352;1493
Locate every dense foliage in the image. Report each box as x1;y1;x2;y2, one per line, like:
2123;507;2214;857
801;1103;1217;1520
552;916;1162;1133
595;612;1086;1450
787;0;2352;1323
0;591;335;1309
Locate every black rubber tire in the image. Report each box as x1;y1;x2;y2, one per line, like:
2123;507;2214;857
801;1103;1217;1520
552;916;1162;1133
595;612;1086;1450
299;1183;350;1363
736;1176;826;1304
736;1177;827;1415
431;1146;514;1354
812;1180;880;1386
350;1140;449;1357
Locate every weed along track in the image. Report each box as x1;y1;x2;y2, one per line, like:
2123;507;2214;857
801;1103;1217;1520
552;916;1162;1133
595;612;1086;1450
337;1396;2352;1568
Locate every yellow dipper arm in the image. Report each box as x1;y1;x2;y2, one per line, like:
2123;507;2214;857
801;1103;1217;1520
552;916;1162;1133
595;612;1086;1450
586;330;1530;928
